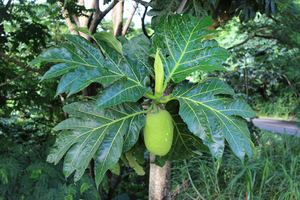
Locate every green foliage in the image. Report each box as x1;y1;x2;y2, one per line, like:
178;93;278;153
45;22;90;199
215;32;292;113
47;101;146;186
256;91;300;119
0;143;101;200
147;0;278;27
171;130;300;199
113;164;149;200
30;13;256;188
0;116;56;148
30;33;151;109
200;0;300;119
0;1;67;123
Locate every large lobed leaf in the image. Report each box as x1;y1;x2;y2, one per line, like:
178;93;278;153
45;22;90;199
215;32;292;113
46;101;146;186
151;14;230;83
29;33;150;110
172;79;256;159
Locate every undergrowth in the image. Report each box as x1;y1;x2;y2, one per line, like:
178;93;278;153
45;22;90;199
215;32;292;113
0;144;101;200
171;130;300;200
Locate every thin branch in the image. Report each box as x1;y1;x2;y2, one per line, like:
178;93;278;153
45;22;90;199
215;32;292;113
227;33;256;50
89;0;119;35
0;51;46;75
0;96;21;101
254;33;279;40
282;74;300;99
245;65;249;104
122;2;139;36
0;70;29;87
176;0;188;14
142;6;151;39
58;93;68;120
218;71;236;78
5;0;13;11
227;27;277;50
268;16;280;25
132;0;148;6
251;45;275;57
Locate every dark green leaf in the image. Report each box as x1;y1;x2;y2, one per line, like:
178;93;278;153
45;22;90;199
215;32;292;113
30;33;150;109
172;79;256;159
47;101;145;186
151;14;230;83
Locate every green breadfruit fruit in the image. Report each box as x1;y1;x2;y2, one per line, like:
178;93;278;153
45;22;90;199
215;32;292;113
144;110;174;156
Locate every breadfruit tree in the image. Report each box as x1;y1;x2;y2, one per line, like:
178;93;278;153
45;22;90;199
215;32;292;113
30;12;255;188
26;0;278;199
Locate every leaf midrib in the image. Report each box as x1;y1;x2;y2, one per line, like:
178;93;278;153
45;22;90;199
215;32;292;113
179;96;250;154
52;109;145;164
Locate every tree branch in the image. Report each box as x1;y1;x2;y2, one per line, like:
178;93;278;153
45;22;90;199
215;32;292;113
282;74;300;99
176;0;188;14
73;15;80;27
5;0;13;11
132;0;148;6
113;0;124;37
0;70;28;87
58;2;79;35
142;6;151;39
218;71;236;78
268;16;280;25
89;0;119;35
227;33;256;50
0;96;21;101
227;27;278;50
122;2;139;36
254;33;279;40
0;51;46;75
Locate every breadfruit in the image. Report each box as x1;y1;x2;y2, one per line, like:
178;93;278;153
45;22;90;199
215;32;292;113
144;110;174;156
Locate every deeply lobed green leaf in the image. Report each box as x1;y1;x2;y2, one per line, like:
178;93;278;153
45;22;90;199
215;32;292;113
30;33;150;110
151;14;230;84
47;101;145;186
172;79;256;159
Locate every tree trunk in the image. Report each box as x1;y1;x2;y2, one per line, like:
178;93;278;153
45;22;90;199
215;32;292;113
113;0;124;37
149;85;173;200
149;154;171;200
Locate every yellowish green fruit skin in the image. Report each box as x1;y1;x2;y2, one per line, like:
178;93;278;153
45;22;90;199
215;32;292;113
154;49;164;98
144;110;174;156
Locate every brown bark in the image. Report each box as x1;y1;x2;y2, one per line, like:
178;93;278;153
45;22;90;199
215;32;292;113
149;154;171;200
58;2;79;35
122;2;138;36
113;0;124;37
176;0;188;14
89;0;118;35
77;0;95;39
